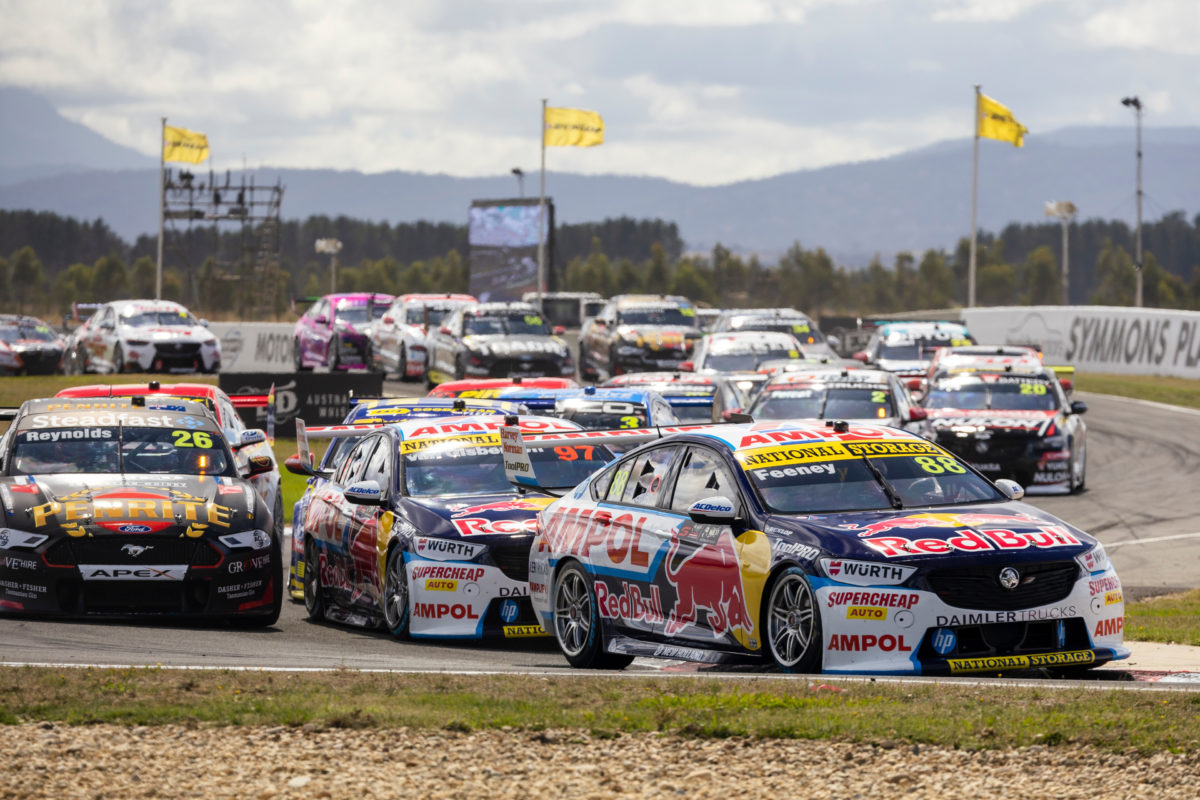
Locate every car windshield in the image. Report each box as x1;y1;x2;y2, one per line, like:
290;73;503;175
405;306;453;325
557;399;650;430
120;311;198;328
0;324;58;343
732;318;826;344
702;342;799;371
925;376;1059;411
463;312;550;336
618;307;694;327
335;303;387;324
403;439;611;495
880;335;973;361
741;443;1001;514
11;427;232;476
752;386;894;421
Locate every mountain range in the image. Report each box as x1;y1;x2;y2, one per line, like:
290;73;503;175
2;86;1197;265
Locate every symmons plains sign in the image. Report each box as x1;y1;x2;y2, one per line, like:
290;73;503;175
963;306;1200;379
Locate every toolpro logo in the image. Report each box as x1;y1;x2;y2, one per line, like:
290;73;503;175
821;559;916;587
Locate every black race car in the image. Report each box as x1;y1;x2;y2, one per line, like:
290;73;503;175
0;314;66;375
922;366;1087;494
0;397;282;623
579;295;702;381
423;302;574;387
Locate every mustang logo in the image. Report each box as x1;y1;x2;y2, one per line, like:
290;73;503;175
121;544;154;557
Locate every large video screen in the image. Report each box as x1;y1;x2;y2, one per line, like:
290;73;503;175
468;198;553;302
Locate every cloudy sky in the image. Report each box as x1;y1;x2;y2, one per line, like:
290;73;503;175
2;0;1197;185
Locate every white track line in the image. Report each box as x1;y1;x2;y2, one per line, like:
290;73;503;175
1081;391;1200;417
1105;532;1200;549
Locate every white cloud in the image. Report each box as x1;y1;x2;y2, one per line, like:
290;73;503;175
929;0;1050;23
1080;1;1200;56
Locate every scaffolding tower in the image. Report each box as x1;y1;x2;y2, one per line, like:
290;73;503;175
162;167;285;317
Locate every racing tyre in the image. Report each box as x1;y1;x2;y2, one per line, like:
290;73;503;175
381;545;412;639
396;345;410;381
553;562;633;669
763;567;822;673
293;340;311;372
113;344;127;374
454;354;466;382
1070;437;1087;494
328;338;341;371
303;536;325;620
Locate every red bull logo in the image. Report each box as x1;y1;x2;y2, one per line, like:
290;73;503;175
664;523;754;638
451;497;555;517
846;511;1038;539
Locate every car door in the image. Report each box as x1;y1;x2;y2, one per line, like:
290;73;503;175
346;433;394;609
658;445;758;646
311;434;376;608
92;306;115;368
428;309;460;378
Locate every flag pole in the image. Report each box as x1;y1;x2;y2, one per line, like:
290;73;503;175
968;85;980;309
156;117;166;300
537;98;547;300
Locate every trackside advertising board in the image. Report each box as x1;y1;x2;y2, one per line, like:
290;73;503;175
963;306;1200;380
209;323;295;373
219;372;383;436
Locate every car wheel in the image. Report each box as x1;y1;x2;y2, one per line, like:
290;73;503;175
328;338;341;371
397;345;410;381
1070;437;1087;494
303;536;325;620
552;562;633;669
293;340;311;372
381;545;412;639
113;344;126;374
763;566;822;673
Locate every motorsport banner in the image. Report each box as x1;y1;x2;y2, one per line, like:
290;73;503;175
220;372;383;436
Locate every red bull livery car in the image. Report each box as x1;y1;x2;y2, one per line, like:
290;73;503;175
295;414;613;638
522;420;1126;674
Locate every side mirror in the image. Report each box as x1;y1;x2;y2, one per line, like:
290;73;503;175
439;325;453;336
678;361;694;372
241;455;275;479
199;319;210;328
346;479;384;505
852;351;870;363
994;479;1025;501
905;378;923;392
232;428;267;450
285;452;315;476
1059;379;1074;394
315;314;329;326
382;315;395;325
553;325;566;336
1070;400;1088;415
906;407;927;422
687;495;738;524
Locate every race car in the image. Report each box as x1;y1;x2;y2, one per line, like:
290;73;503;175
368;293;476;380
60;299;221;374
711;308;838;359
922;366;1088;494
0;314;66;375
601;372;750;423
54;382;283;540
747;368;927;432
494;386;681;430
293;293;394;371
0;397;282;624
852;321;975;379
578;294;703;381
517;419;1127;674
918;345;1075;398
681;330;808;401
423;302;574;387
284;394;525;600
426;376;581;400
292;414;614;638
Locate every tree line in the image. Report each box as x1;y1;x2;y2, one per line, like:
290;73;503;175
1;208;1198;320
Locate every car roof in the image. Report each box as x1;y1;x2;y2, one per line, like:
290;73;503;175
612;294;692;309
343;396;522;423
394;413;584;441
110;299;190;314
396;293;476;304
15;396;218;429
704;331;801;347
878;321;969;337
683;420;931;451
763;368;893;388
57;382;221;400
327;292;393;305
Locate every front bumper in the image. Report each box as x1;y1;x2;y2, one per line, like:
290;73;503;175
936;433;1071;492
124;341;220;374
401;553;546;639
464;356;574;380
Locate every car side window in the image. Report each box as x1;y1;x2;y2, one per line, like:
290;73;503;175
336;437;377;486
360;435;393;495
616;446;679;508
669;446;741;515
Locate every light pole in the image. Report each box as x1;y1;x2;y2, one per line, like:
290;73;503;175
1044;201;1076;303
511;167;525;197
315;238;343;294
1121;96;1143;307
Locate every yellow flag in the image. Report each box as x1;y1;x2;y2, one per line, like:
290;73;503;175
544;107;604;147
977;94;1027;147
163;125;210;163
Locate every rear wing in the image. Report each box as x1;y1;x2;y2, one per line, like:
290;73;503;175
230;382;275;443
0;408;18;422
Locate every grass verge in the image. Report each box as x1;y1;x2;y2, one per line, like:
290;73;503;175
1125;589;1200;647
1073;372;1200;410
1;668;1198;752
